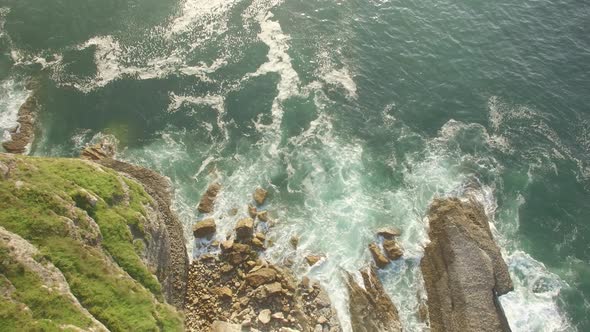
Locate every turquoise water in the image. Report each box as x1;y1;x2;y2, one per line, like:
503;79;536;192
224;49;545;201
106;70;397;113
1;0;590;330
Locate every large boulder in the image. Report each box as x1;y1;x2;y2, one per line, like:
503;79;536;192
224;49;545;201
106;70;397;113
235;218;254;240
245;268;277;287
193;218;216;238
345;266;402;332
382;239;403;260
420;198;513;332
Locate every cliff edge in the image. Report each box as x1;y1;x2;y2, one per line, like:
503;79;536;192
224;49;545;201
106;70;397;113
0;153;186;331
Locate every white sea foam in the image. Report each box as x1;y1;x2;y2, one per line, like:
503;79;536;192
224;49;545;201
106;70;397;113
0;79;28;144
166;0;240;38
168;92;228;140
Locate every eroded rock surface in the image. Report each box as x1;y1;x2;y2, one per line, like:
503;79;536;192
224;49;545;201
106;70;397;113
420;198;513;332
198;183;222;213
345;266;402;332
2;79;41;154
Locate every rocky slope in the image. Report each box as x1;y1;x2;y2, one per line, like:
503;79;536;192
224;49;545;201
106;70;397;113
0;153;186;331
420;198;513;332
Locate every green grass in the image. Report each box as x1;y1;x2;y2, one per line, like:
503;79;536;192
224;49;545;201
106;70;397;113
0;154;183;331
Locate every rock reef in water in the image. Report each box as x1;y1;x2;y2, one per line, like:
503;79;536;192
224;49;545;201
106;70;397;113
420;198;513;332
345;266;403;332
2;79;41;154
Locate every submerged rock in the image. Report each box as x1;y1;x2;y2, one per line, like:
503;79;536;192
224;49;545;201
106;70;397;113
420;198;513;332
369;243;390;268
198;182;221;213
305;255;324;266
345;266;402;332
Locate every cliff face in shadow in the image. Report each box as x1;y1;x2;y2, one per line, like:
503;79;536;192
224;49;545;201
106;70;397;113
0;153;186;331
420;198;513;332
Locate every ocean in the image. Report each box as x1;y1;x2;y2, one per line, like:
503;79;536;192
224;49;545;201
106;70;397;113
1;0;589;330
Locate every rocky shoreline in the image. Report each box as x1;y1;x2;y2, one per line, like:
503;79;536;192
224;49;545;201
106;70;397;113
2;135;516;331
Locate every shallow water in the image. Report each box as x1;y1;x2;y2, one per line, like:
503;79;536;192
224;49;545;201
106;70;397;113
1;0;589;330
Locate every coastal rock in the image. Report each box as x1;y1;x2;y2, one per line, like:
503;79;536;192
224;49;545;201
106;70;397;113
235;218;254;240
382;239;403;260
193;218;216;238
198;183;221;213
420;198;513;332
253;188;268;205
245;268;277;287
81;139;116;161
369;243;390;268
377;227;401;239
2;79;40;154
345;266;402;332
257;210;269;222
305;255;324;266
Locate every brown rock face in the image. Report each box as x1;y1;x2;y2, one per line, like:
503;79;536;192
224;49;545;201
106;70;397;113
253;188;268;205
198;182;221;213
81;140;116;161
383;239;403;260
345;267;402;332
193;218;216;238
235;218;254;240
420;198;513;332
369;243;390;268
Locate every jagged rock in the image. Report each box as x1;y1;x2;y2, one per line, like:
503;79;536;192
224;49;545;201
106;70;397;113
81;139;116;161
383;239;403;260
198;183;221;213
253;188;268;205
245;268;277;287
369;243;390;268
252;237;265;249
211;320;260;332
377;227;401;239
236;218;254;240
258;309;271;324
305;255;323;266
345;267;402;332
193;218;216;238
420;198;513;332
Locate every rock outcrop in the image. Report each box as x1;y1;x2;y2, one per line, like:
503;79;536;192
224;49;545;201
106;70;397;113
2;79;41;154
345;266;402;332
420;198;513;332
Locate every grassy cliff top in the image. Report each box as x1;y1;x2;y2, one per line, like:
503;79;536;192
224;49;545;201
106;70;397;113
0;154;183;331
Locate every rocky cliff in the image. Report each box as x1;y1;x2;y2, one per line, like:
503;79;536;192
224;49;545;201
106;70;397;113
0;153;186;331
420;198;513;332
